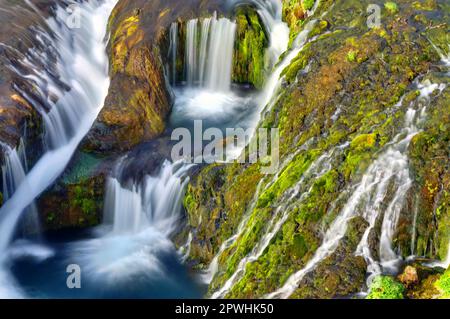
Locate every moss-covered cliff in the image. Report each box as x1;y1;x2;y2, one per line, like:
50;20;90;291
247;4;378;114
178;0;450;299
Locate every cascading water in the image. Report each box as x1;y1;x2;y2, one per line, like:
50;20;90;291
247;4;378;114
266;79;446;299
66;161;199;295
184;15;237;91
0;0;118;297
212;142;347;298
169;22;178;86
1;141;40;235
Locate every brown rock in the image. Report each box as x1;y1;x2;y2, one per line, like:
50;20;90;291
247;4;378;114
398;266;419;288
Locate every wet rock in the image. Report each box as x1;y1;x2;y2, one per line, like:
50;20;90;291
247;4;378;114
38;151;113;230
290;216;369;299
0;1;58;162
398;265;419;288
232;5;269;89
83;0;227;154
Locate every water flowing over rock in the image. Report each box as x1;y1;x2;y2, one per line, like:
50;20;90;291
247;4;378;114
0;0;448;300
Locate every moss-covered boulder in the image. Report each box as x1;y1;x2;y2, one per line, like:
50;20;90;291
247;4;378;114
38;152;111;230
366;276;405;299
232;6;269;89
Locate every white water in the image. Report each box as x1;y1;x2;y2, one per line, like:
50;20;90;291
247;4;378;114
247;19;318;133
169;22;178;85
184;15;236;91
267;80;446;299
71;160;192;283
0;0;118;297
212;142;346;298
1;141;40;235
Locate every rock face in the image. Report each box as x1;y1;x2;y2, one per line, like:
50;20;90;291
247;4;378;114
178;0;450;298
83;0;227;154
38;152;111;230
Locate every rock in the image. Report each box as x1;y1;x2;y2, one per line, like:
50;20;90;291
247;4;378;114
232;6;269;89
0;1;56;161
398;266;419;288
83;0;227;154
38;151;113;230
290;216;369;299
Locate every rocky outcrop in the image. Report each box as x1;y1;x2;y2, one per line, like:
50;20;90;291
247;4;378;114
179;0;450;298
38;152;111;230
83;0;226;154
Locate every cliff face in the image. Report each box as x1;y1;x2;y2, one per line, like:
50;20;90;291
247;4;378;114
179;0;450;298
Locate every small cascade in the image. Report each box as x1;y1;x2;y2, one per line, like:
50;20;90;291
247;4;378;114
247;19;318;133
267;80;446;299
229;0;289;64
203;14;320;298
182;15;236;91
1;141;40;236
71;160;192;283
169;22;178;85
104;160;192;235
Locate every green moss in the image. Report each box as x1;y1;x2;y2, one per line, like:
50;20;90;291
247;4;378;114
434;268;450;299
367;276;405;299
346;49;358;62
46;212;56;222
384;2;398;14
72;185;97;215
233;7;269;89
302;0;315;11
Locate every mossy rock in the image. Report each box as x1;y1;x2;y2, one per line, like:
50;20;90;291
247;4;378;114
366;276;405;299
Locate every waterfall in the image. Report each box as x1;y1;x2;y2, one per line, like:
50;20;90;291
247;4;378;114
267;80;446;299
183;15;236;91
104;160;192;235
169;22;178;85
70;160;192;283
1;141;40;235
228;0;289;64
185;19;199;87
0;0;118;264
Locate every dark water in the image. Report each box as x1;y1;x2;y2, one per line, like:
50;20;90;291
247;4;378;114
9;229;205;298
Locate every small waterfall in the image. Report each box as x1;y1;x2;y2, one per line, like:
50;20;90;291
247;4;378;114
71;160;192;283
169;22;178;85
104;161;192;235
0;0;117;265
185;19;199;87
267;80;446;299
229;0;289;64
1;141;40;236
203;13;319;298
183;15;236;91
